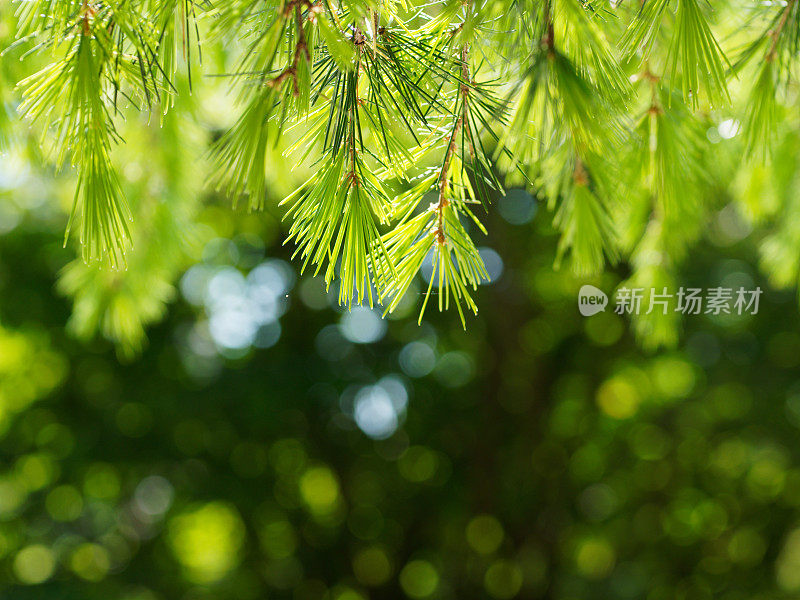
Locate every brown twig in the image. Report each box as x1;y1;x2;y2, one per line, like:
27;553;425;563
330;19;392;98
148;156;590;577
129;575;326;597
573;158;588;186
371;10;379;56
542;0;554;51
347;96;360;187
81;0;95;36
766;0;797;62
347;37;364;188
269;1;318;95
435;116;463;244
434;41;472;245
460;44;476;160
640;63;662;115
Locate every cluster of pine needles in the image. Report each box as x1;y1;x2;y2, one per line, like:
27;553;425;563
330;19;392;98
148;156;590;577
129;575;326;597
4;0;800;333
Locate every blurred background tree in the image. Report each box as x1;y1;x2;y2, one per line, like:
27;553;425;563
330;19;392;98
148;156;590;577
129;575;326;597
3;1;800;600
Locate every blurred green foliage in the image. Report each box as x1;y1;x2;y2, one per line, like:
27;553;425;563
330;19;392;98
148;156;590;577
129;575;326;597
5;174;800;600
3;95;800;597
3;3;800;600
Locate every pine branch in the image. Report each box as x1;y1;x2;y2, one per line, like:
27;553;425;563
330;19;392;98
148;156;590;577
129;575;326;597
11;0;800;342
18;10;132;267
737;0;800;156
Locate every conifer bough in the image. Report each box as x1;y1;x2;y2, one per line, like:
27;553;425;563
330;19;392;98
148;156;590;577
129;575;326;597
4;0;800;338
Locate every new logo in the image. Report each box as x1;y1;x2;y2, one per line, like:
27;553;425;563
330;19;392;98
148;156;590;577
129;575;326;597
578;285;608;317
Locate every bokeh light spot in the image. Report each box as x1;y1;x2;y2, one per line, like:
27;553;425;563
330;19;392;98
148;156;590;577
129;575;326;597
259;518;298;559
168;502;245;583
727;528;766;567
134;476;174;519
399;560;439;598
584;311;624;346
352;378;408;440
0;479;26;518
269;439;308;475
352;545;393;586
484;559;523;599
466;514;505;555
434;351;475;388
83;463;121;500
498;189;537;225
13;544;55;584
578;484;618;522
650;357;695;400
575;537;616;579
45;485;83;521
777;528;800;591
478;247;504;284
331;586;367;600
354;387;399;439
629;424;670;461
300;467;341;515
398;446;439;483
16;453;56;491
71;543;111;582
399;342;436;378
596;377;641;419
340;307;387;345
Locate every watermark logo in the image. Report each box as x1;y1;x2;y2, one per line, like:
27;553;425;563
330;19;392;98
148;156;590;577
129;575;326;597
578;285;609;316
578;286;763;317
